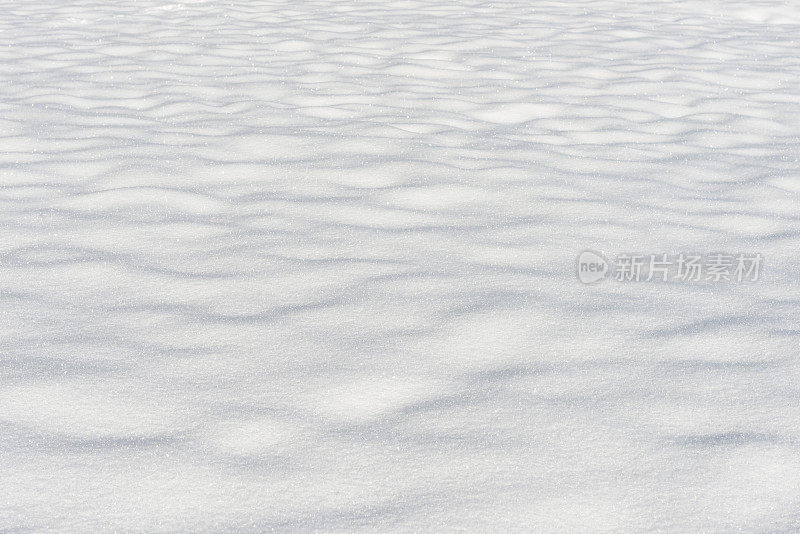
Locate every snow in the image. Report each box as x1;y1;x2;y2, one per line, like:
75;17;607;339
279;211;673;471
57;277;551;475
2;0;800;530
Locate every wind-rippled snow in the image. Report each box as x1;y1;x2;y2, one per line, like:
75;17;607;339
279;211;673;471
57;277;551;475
1;0;800;531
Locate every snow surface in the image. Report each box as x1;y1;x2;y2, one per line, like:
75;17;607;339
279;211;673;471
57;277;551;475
2;0;800;531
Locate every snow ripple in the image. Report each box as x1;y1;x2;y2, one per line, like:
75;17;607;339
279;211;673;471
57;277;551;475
2;0;800;530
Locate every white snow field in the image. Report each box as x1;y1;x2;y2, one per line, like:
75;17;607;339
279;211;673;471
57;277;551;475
2;0;800;530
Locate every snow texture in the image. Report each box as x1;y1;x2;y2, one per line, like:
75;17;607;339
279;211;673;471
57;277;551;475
1;0;800;531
